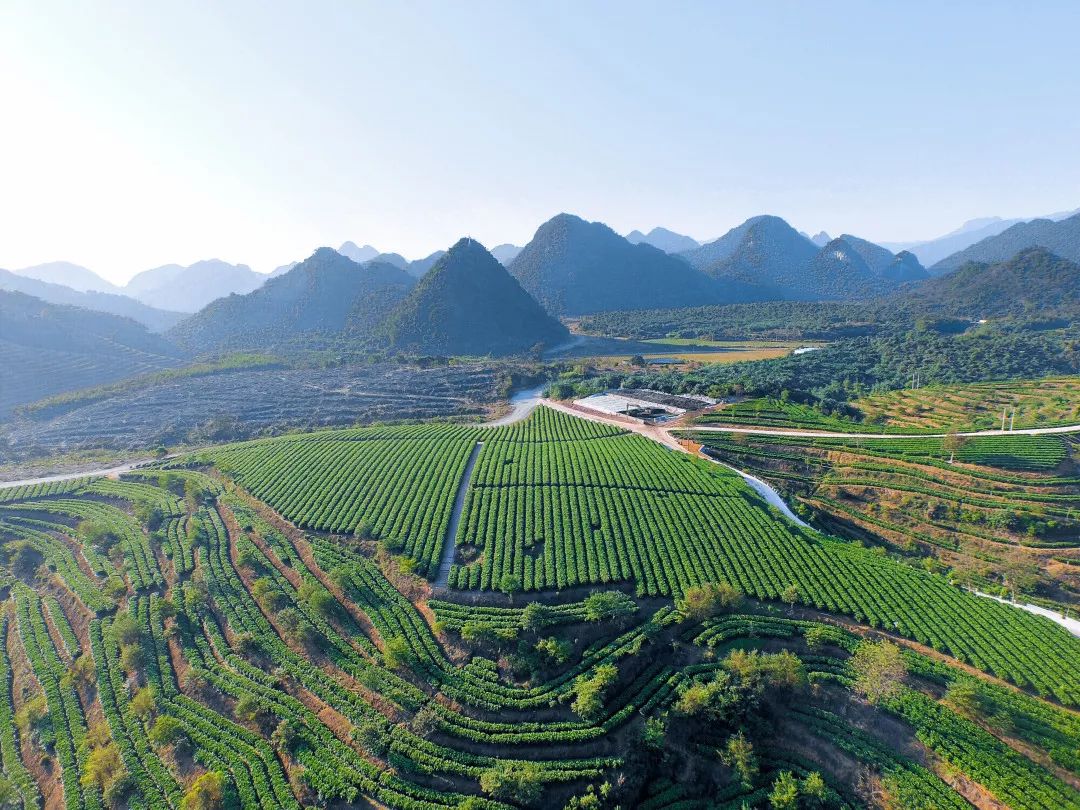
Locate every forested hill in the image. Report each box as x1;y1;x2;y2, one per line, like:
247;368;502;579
507;213;731;315
0;290;185;417
932;212;1080;272
169;248;415;353
681;216;927;300
896;247;1080;320
382;237;568;355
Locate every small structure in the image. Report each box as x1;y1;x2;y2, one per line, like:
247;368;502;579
573;389;716;422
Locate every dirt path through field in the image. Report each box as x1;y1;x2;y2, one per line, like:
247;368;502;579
434;441;483;589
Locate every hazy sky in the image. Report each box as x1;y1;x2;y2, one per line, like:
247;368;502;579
2;1;1078;283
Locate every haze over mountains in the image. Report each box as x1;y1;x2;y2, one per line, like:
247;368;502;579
0;268;185;332
881;207;1080;267
169;249;415;353
929;212;1080;273
9;205;1075;325
0;290;184;417
4;204;1080;428
626;227;700;254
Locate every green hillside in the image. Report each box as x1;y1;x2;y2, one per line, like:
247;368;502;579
382;238;568;356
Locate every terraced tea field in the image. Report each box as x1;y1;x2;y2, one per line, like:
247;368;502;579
683;429;1080;607
0;407;1078;809
695;376;1080;434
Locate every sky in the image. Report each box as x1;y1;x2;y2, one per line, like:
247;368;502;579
1;1;1078;283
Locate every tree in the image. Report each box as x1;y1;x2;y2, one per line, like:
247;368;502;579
641;716;666;750
850;640;906;705
943;431;966;463
583;591;637;623
520;602;558;632
720;731;758;789
675;671;742;720
234;695;262;724
630;355;646;368
350;717;389;757
382;636;411;670
943;679;983;720
535;636;570;666
479;761;543;805
460;622;497;646
180;771;225;810
130;686;156;719
499;573;521;600
149;715;185;747
676;582;741;622
781;584;799;614
803;625;831;650
81;741;125;792
768;770;800;809
572;664;618;721
110;612;141;645
802;771;828;806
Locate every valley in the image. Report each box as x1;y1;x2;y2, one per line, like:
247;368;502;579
1;186;1079;810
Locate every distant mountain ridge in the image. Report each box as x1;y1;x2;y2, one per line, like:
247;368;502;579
383;239;567;356
169;248;414;353
0;290;185;417
509;213;729;315
0;268;185;332
881;207;1080;268
490;244;522;265
931;213;1080;273
626;227;699;254
13;261;121;294
125;259;265;312
337;242;380;263
681;217;926;301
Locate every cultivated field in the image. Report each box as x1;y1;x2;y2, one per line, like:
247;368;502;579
0;407;1077;808
683;430;1080;606
696;377;1080;434
0;363;504;463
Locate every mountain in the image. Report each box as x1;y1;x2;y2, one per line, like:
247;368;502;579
406;251;446;278
490;244;523;265
508;213;729;316
886;251;928;284
931;213;1080;273
0;268;186;332
0;290;185;417
799;239;880;300
894;248;1080;320
169;248;414;354
625;227;699;254
838;234;928;283
383;238;567;356
337;242;380;263
13;261;121;294
125;259;265;312
681;215;821;299
268;262;298;278
881;208;1080;268
810;231;831;247
373;253;408;270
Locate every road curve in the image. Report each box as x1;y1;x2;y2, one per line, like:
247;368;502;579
682;423;1080;439
0;459;160;489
